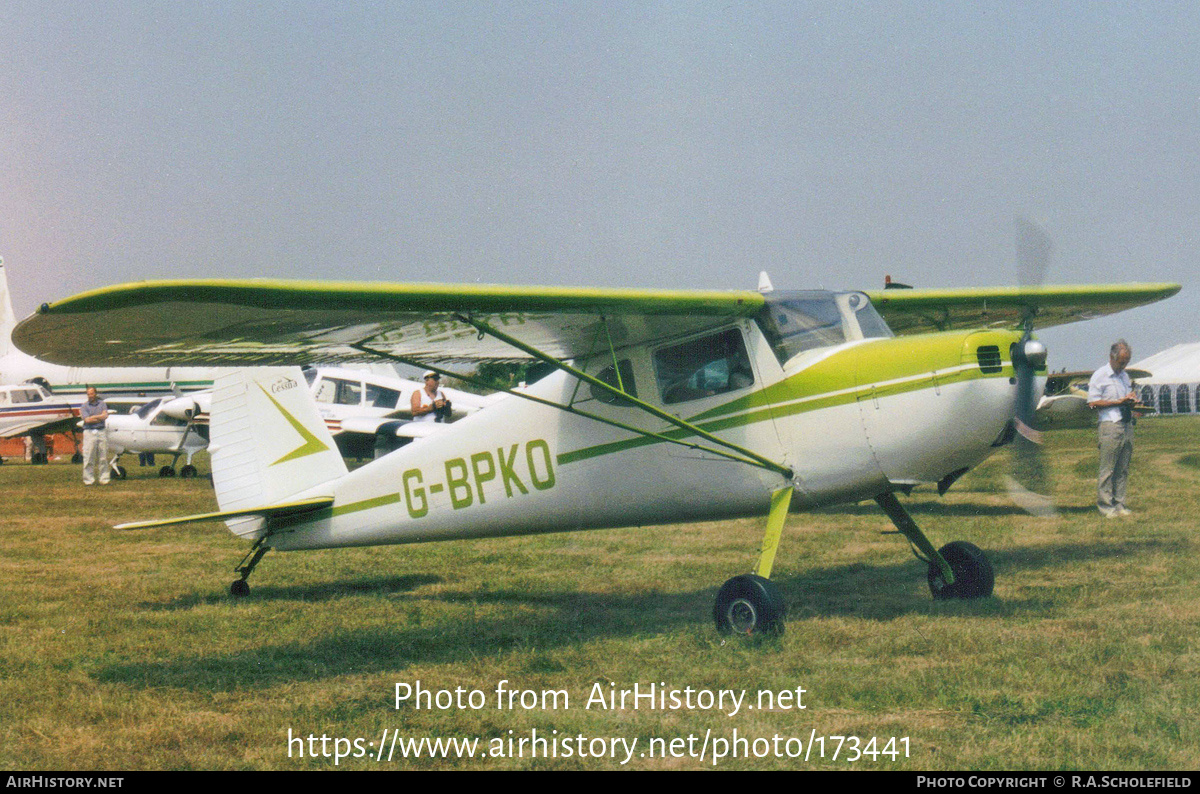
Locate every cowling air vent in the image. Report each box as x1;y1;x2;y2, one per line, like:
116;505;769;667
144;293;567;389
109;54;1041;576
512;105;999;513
976;345;1003;374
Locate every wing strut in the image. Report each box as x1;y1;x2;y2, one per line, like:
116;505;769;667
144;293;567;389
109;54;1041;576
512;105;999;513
455;313;791;478
349;329;793;480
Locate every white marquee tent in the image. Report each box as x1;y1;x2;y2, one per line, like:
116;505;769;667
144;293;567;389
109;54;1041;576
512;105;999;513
1130;343;1200;416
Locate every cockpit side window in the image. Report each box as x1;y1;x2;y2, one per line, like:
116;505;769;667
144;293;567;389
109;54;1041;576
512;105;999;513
589;359;638;406
654;327;754;405
366;384;401;409
315;378;363;406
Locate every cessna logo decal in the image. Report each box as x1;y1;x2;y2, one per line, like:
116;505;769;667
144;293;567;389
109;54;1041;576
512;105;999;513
257;383;330;466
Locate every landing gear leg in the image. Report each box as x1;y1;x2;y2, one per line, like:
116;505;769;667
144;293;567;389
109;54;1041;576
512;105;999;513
874;492;994;600
714;487;791;635
230;538;271;597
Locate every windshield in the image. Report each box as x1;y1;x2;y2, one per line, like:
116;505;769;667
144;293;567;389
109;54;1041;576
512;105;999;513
758;290;892;365
135;398;163;419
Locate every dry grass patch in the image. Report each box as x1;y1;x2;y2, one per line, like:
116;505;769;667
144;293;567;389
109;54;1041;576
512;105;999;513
2;422;1200;769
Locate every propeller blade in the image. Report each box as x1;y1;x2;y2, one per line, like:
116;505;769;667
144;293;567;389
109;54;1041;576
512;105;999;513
1014;216;1053;291
1008;217;1057;517
1008;338;1057;517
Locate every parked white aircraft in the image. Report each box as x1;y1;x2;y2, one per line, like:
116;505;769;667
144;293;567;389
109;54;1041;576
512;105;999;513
105;394;210;478
0;381;77;463
13;267;1179;634
0;259;222;401
1034;368;1154;430
106;366;499;477
1;259;421;461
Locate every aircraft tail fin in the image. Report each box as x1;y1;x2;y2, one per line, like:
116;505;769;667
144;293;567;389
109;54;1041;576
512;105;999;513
209;367;348;538
0;259;15;359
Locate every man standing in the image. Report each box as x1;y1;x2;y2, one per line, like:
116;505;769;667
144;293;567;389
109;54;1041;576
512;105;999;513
80;386;110;485
1087;340;1136;517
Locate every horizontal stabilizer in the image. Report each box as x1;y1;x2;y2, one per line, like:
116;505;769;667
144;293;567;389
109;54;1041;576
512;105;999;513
115;496;334;531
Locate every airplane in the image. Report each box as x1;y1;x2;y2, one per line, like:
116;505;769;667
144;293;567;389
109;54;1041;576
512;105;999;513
104;393;211;478
0;380;78;463
302;366;500;459
0;259;222;400
1034;368;1154;430
104;366;499;477
12;274;1180;634
0;259;426;463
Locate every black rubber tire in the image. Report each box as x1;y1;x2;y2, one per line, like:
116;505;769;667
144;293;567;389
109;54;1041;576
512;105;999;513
713;574;786;635
230;580;250;598
180;465;198;479
928;541;995;600
112;465;127;480
159;465;176;478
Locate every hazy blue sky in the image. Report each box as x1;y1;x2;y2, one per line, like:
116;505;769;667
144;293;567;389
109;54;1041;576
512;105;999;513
2;2;1196;368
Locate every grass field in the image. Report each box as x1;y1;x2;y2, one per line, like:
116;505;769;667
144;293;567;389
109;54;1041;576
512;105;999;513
2;419;1198;770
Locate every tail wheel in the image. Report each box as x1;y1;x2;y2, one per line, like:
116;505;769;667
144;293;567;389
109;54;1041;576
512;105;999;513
714;574;786;635
928;541;994;600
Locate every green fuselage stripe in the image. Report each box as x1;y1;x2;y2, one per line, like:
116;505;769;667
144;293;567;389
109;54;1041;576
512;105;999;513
331;493;402;517
556;362;1009;467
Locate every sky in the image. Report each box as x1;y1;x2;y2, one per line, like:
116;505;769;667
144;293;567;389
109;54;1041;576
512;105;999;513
2;1;1197;369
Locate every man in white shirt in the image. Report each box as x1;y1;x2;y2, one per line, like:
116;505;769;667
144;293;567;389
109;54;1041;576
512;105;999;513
1087;340;1135;517
411;372;449;423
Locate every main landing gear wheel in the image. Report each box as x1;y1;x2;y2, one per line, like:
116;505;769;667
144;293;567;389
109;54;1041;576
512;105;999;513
180;464;198;479
714;574;786;635
229;579;250;597
928;541;994;600
111;464;127;480
158;465;176;478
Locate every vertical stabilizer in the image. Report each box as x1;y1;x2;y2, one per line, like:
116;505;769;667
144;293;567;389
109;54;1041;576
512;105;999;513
210;367;348;538
0;259;15;359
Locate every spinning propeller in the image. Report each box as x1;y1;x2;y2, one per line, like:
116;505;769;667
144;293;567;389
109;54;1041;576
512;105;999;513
1006;217;1057;517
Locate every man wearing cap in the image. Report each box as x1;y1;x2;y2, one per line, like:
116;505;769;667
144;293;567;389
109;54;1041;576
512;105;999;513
411;372;450;423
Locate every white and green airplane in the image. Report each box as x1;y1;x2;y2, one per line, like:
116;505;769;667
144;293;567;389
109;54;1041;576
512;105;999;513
12;275;1179;634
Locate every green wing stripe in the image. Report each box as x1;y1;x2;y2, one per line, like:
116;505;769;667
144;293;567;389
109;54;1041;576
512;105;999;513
34;279;766;317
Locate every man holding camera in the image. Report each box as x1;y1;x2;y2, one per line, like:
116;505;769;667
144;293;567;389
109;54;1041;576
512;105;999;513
1088;340;1136;517
412;372;451;423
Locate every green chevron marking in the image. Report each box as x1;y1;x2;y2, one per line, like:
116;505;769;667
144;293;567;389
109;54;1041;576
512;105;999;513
258;383;330;466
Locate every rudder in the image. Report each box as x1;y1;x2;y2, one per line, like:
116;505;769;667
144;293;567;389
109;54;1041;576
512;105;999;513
209;367;347;538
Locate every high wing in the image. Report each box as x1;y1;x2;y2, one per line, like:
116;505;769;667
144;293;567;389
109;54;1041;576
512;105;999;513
865;284;1181;336
14;280;765;366
13;279;1181;366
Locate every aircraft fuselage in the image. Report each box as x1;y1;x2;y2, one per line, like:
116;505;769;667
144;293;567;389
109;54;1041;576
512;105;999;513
256;317;1027;552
